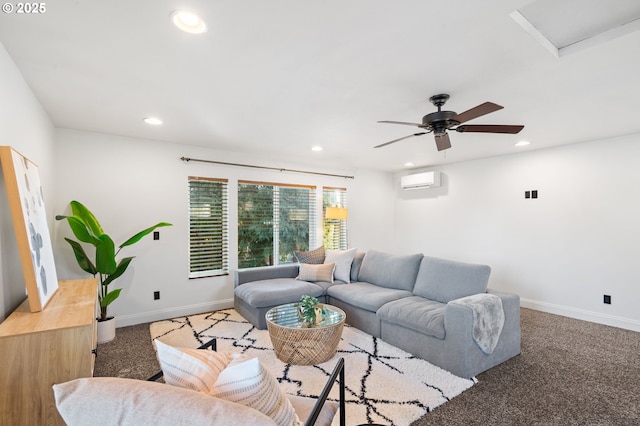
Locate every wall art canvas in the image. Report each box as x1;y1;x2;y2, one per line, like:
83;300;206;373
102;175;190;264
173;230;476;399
0;146;58;312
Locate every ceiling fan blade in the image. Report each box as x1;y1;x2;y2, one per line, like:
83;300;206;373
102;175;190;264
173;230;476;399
434;133;451;151
452;102;503;124
374;132;428;148
456;124;524;134
378;120;424;127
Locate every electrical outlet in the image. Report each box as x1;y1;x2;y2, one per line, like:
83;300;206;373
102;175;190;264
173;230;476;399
525;191;530;199
532;190;538;199
603;294;611;304
154;291;160;300
153;231;159;240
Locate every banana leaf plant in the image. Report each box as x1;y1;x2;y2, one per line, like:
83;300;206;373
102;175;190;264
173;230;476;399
56;200;172;321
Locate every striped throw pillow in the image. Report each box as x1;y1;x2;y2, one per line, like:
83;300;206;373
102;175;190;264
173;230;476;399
155;339;232;393
212;355;301;426
296;262;335;283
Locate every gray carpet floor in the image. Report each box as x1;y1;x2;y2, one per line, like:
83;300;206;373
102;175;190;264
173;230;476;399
94;308;640;425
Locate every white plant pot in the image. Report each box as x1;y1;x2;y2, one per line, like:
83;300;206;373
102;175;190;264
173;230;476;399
97;317;116;344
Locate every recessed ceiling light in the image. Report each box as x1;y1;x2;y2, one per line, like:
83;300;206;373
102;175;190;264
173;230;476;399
171;10;207;34
143;117;163;125
514;140;530;147
311;146;323;152
404;162;415;167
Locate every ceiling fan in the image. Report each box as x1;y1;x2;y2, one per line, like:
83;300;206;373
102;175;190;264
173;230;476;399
375;94;524;151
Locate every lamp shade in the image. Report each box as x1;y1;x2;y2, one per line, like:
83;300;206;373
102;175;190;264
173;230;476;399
325;207;348;220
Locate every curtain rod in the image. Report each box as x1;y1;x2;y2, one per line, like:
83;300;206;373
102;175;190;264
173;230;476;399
180;156;355;179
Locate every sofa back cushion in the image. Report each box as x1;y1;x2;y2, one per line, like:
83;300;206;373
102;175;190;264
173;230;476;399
349;251;366;282
413;256;491;303
357;250;423;291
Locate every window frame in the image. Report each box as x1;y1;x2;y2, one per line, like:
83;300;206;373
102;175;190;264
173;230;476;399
188;176;229;278
238;180;318;268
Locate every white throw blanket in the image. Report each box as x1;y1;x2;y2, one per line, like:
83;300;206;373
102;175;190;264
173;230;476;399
449;293;505;354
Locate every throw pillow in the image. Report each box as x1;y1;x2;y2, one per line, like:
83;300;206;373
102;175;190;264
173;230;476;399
212;354;301;426
324;248;357;283
294;246;325;264
296;263;335;283
155;339;232;393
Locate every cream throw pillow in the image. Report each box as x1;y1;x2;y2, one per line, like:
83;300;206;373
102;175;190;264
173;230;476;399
296;262;335;283
155;339;232;393
325;248;357;283
212;354;301;426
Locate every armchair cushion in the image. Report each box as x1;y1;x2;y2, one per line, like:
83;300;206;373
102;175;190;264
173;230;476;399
53;377;277;426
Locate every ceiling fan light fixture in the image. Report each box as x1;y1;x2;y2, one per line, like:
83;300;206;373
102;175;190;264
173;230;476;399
171;10;208;34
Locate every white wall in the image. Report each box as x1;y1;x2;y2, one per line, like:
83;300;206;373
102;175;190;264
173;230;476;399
394;134;640;331
53;128;394;326
0;42;56;321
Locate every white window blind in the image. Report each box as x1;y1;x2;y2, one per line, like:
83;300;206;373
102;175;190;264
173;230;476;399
323;187;348;250
238;181;317;268
188;177;229;278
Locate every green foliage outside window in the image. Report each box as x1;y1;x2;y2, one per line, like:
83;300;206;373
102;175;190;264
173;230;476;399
238;183;316;268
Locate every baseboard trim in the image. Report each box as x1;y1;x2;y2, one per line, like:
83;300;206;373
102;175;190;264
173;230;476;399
115;298;234;328
521;298;640;332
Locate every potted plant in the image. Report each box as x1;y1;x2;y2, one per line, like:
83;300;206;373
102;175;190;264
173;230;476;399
56;200;172;343
295;295;326;327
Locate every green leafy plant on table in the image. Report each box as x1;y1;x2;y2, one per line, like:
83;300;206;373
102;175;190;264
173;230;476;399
56;200;172;321
295;295;327;326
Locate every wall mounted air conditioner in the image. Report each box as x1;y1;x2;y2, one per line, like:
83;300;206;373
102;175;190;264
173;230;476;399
401;171;441;190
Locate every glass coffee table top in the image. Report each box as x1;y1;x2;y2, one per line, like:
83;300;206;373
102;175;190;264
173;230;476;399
265;302;345;328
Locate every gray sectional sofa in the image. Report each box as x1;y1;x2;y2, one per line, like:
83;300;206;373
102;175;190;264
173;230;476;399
234;249;520;378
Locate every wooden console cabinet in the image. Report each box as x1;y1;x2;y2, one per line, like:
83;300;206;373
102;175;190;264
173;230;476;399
0;278;98;425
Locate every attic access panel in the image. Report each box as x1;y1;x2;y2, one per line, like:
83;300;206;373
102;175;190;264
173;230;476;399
511;0;640;57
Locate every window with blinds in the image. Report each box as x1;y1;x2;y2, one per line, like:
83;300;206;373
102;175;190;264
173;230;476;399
188;177;229;278
323;187;348;250
238;181;317;268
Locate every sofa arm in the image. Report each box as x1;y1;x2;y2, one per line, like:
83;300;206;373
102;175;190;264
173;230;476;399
234;264;300;287
444;289;520;345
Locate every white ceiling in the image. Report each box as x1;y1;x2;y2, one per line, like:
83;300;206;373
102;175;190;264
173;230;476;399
1;0;639;172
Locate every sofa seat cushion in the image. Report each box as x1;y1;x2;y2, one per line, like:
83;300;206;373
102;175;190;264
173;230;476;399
377;296;446;339
235;279;324;308
357;250;424;291
412;256;491;303
327;282;413;312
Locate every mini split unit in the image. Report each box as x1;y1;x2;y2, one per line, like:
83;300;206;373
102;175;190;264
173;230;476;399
400;171;441;190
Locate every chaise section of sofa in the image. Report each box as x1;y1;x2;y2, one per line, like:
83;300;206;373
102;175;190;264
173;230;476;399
234;264;327;329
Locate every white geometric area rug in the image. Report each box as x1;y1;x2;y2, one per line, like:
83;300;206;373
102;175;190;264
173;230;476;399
149;309;475;426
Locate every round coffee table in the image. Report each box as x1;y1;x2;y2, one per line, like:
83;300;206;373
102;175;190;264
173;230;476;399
265;303;346;365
